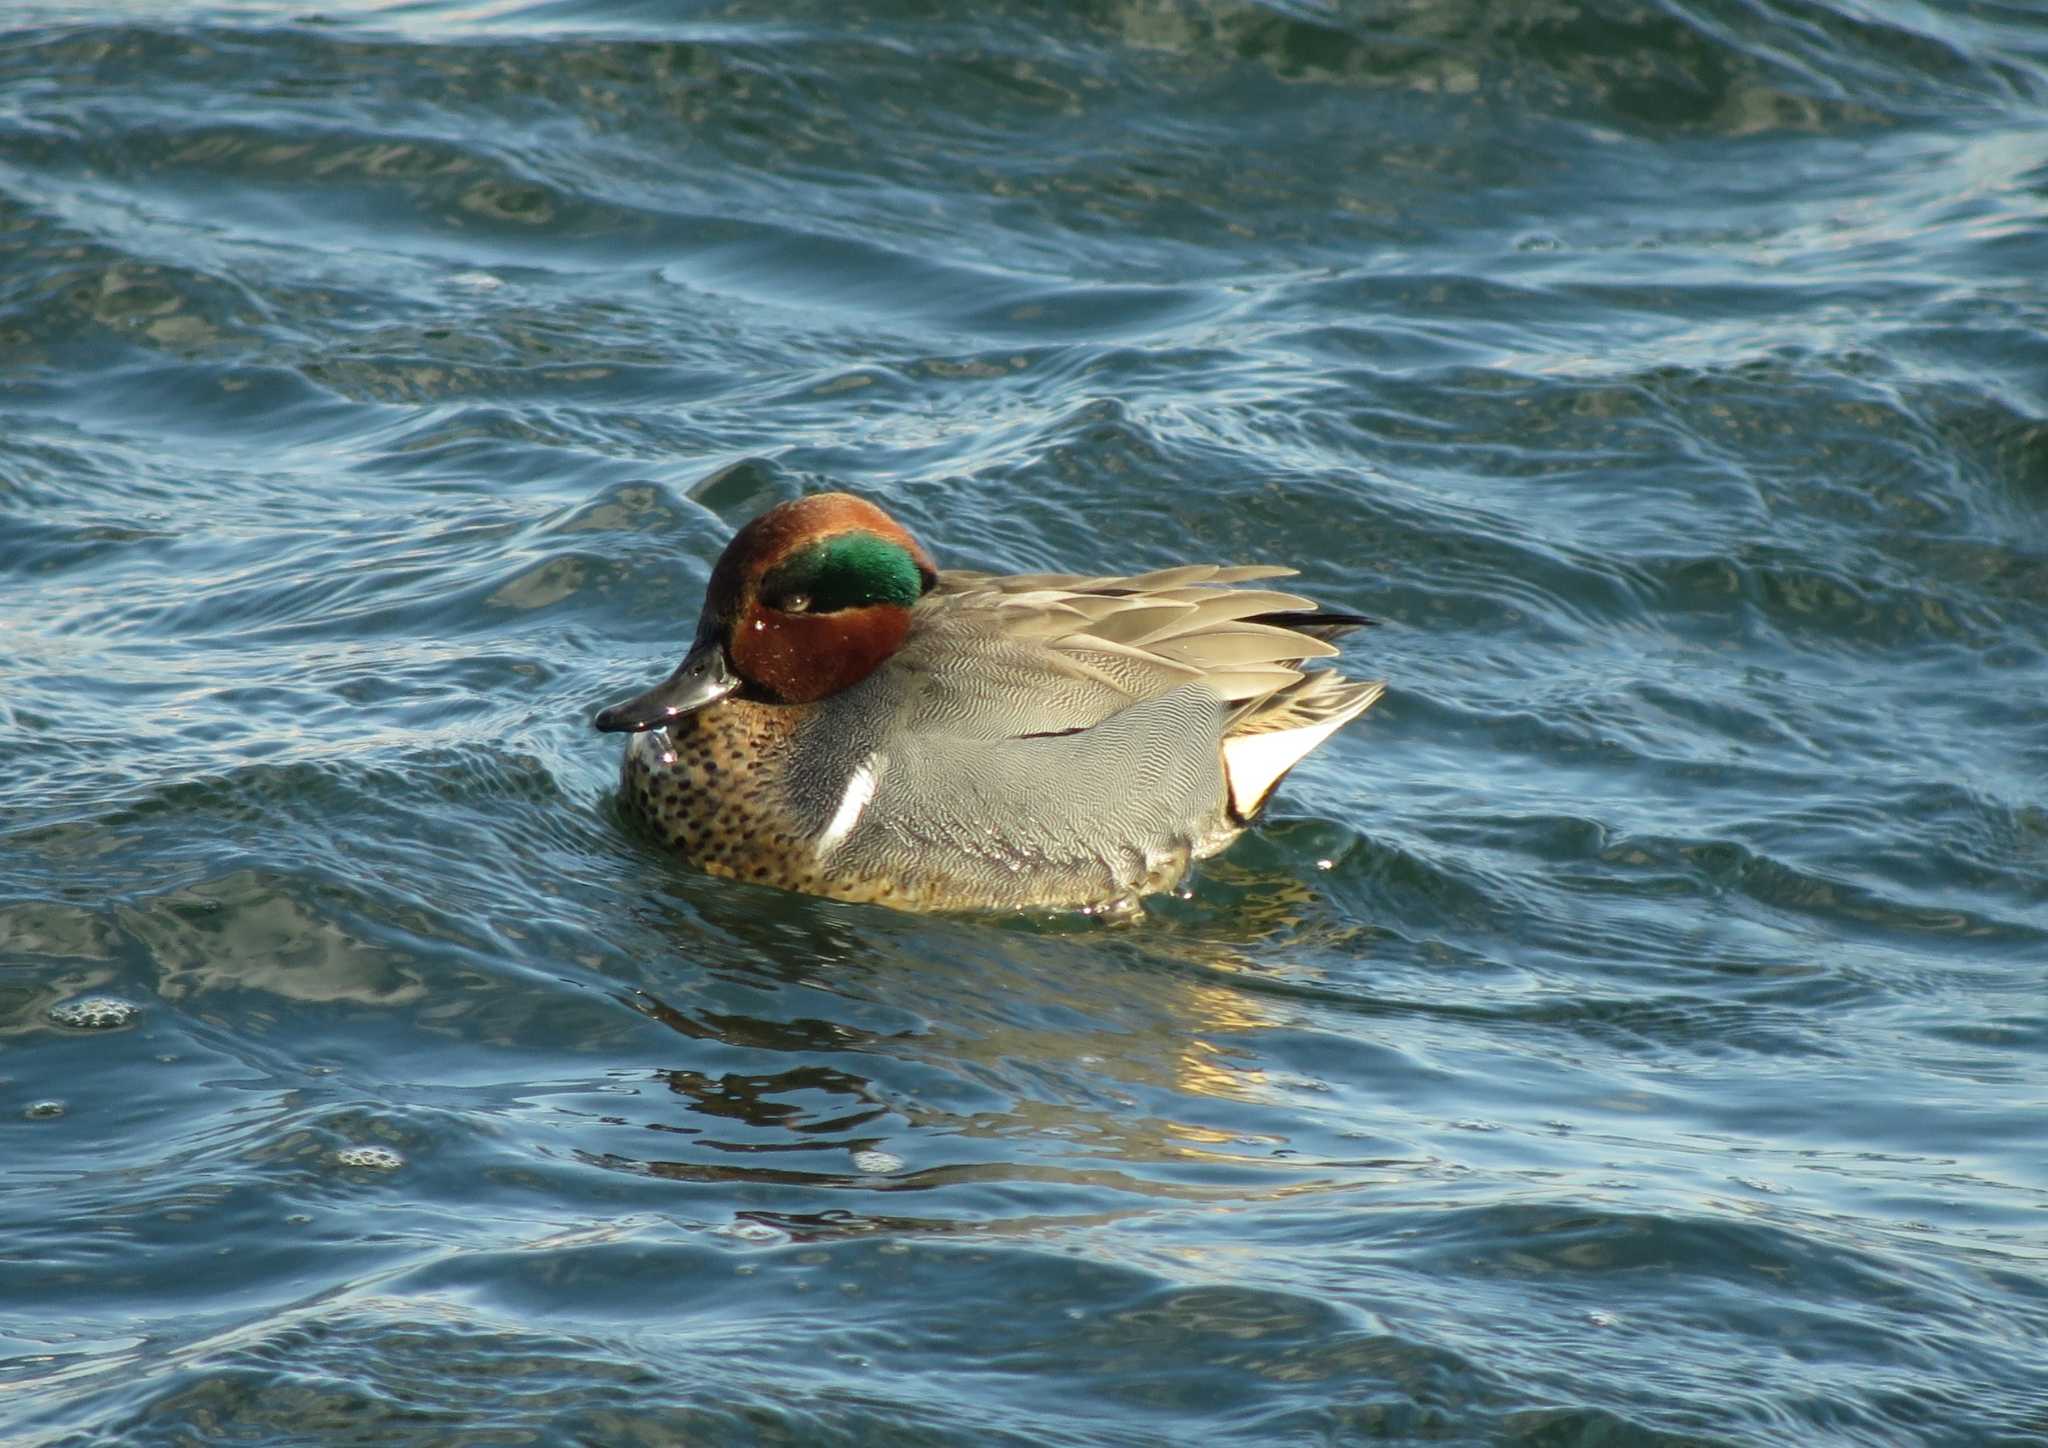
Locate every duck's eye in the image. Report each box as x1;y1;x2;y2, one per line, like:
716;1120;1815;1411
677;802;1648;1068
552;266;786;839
778;592;813;614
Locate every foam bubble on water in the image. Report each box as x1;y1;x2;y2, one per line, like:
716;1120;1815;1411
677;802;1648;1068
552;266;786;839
333;1146;405;1171
47;997;140;1030
24;1100;65;1120
714;1221;786;1244
851;1149;903;1175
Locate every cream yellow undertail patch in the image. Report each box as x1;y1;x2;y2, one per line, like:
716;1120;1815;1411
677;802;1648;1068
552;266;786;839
1222;680;1385;819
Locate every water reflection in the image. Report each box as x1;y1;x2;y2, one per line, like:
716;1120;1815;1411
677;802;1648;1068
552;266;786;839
574;865;1422;1235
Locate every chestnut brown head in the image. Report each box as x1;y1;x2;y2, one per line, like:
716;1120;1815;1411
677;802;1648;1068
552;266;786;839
594;493;937;731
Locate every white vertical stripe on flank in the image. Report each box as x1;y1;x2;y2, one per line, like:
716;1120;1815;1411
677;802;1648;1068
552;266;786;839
815;755;880;857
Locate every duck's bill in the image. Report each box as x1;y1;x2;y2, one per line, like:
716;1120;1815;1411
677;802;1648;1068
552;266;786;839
592;642;738;733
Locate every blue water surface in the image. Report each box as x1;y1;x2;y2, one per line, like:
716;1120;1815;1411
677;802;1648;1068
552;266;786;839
3;1;2047;1443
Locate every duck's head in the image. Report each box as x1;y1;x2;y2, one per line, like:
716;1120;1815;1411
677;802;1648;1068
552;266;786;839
593;492;938;732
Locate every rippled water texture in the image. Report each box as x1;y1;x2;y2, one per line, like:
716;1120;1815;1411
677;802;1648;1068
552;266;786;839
4;1;2047;1443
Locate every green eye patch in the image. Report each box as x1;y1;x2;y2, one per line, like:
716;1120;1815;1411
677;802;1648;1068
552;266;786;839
760;533;927;613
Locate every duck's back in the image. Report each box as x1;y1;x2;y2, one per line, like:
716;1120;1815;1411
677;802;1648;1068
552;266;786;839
779;574;1346;909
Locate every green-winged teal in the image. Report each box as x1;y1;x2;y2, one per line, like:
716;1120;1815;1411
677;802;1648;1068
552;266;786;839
594;493;1383;912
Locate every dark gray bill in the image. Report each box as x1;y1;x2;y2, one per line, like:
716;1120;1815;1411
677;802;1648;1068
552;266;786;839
592;640;738;732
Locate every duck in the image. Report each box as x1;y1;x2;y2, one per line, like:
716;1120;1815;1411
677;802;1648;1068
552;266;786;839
593;492;1383;913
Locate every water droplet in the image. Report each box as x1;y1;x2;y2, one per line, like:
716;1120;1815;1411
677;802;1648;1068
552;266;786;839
47;996;140;1031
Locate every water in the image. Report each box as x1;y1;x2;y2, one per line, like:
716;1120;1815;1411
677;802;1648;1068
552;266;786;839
4;1;2047;1443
